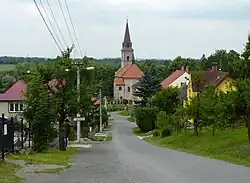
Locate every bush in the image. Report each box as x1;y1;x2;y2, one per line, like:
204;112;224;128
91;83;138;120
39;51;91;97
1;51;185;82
161;127;172;137
107;104;125;112
153;129;160;136
135;107;157;132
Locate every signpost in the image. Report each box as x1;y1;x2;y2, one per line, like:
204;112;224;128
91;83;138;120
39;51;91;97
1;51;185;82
73;117;85;122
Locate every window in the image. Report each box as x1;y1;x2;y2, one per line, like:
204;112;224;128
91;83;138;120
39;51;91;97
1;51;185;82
119;87;122;91
127;86;131;92
127;56;130;61
9;102;24;112
181;82;185;87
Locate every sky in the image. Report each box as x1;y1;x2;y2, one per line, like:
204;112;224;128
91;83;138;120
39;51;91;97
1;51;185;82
0;0;250;59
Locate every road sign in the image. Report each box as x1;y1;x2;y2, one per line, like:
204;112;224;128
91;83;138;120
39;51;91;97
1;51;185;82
73;117;85;121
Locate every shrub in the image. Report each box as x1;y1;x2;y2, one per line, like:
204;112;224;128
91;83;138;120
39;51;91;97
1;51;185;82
161;127;172;137
135;107;157;132
153;129;160;136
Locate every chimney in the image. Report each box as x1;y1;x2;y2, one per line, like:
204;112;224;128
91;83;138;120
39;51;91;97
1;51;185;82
181;66;184;72
212;62;218;72
186;66;189;73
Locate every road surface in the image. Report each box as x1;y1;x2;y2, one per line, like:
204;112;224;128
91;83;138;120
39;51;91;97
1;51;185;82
27;112;250;183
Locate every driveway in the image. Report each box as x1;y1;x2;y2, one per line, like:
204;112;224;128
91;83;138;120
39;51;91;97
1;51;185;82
24;112;250;183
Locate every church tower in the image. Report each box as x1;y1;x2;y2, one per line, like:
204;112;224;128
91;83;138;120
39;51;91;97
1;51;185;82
121;19;134;68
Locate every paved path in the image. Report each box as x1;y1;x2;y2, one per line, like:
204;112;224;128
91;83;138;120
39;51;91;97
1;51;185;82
24;113;250;183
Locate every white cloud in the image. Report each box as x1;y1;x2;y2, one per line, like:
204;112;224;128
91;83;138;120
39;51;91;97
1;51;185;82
0;0;250;59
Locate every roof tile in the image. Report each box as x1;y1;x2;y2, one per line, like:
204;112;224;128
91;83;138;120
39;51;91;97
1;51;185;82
161;70;185;88
0;80;27;101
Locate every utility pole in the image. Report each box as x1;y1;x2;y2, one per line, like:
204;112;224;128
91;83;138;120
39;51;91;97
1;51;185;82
76;64;81;142
99;89;102;132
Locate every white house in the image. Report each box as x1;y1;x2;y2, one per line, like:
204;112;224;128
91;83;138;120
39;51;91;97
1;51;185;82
0;80;26;119
161;66;190;88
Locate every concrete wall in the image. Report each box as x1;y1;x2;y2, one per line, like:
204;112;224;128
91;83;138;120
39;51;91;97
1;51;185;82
113;78;140;101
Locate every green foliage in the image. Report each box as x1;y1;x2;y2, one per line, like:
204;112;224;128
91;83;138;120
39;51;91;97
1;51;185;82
161;127;172;137
152;129;160;137
107;104;125;112
135;107;157;132
133;68;161;106
24;63;58;152
68;126;76;141
149;87;180;114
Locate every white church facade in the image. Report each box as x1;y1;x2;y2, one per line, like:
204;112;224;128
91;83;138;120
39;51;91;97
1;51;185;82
113;20;144;102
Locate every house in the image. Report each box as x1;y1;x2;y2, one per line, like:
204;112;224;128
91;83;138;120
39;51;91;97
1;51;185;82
161;66;190;89
187;64;235;103
0;80;27;119
113;20;144;102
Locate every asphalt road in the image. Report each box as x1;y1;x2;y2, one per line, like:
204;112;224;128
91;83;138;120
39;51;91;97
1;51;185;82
28;112;250;183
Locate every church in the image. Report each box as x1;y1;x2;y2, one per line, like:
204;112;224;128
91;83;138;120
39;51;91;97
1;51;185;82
113;20;144;102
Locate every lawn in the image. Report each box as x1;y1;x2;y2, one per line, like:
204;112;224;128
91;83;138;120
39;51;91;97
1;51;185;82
145;127;250;166
8;147;77;167
132;127;153;136
127;116;135;122
0;162;22;183
118;110;130;116
0;64;16;71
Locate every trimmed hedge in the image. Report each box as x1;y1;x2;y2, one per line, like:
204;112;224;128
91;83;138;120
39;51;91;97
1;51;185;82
135;107;157;132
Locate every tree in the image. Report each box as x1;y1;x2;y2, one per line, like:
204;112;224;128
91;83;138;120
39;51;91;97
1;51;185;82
133;68;161;106
149;87;180;114
186;71;204;136
24;63;58;152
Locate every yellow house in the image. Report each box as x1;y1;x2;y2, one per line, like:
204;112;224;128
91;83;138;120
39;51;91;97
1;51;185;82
184;65;235;107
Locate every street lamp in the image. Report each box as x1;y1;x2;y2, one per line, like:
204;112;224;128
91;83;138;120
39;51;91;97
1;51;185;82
74;63;94;143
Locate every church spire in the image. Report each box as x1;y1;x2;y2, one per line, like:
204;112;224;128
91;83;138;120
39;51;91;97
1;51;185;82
122;19;132;48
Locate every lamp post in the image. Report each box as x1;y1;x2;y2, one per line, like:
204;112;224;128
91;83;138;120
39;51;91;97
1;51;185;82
71;62;94;143
99;89;102;132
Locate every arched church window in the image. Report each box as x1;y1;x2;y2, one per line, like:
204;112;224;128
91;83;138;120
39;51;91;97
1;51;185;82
127;56;130;61
119;87;122;91
128;86;131;92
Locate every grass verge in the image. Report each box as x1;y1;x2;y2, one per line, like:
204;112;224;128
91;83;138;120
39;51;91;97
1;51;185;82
145;127;250;166
132;127;153;136
0;162;23;183
118;110;130;116
106;134;112;141
127;117;135;122
8;147;77;166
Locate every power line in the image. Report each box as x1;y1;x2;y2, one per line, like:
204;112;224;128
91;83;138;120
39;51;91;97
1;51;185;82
39;0;64;49
57;0;75;50
46;0;68;47
33;0;62;52
64;0;83;58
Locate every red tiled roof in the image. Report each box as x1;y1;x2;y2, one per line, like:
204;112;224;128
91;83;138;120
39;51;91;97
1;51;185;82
0;80;27;101
115;64;144;79
114;78;125;85
161;70;185;88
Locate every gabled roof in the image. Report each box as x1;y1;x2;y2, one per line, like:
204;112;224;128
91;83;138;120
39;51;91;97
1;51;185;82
192;71;229;92
115;64;144;79
161;70;186;88
114;78;125;85
0;80;27;101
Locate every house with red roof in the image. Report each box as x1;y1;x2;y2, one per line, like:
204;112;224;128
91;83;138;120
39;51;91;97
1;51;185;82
113;20;144;102
0;80;27;119
161;66;190;89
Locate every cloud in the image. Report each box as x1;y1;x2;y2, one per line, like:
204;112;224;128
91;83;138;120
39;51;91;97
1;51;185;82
0;0;250;59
